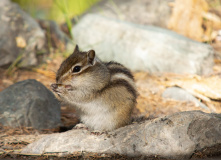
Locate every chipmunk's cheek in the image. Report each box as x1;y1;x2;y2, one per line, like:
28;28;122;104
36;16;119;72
65;85;73;91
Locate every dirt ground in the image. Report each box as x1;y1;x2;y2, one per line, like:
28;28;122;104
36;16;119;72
0;41;221;159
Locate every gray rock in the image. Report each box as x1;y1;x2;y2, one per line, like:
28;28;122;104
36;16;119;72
0;0;45;67
22;111;221;159
162;87;209;110
0;79;61;129
83;0;173;28
72;14;214;75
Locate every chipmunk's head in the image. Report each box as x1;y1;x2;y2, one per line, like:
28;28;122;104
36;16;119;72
51;45;110;99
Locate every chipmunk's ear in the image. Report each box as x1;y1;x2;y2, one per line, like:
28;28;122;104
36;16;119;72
73;45;79;53
87;50;95;65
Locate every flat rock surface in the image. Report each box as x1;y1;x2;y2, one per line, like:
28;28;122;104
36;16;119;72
0;0;45;67
162;87;209;110
72;14;214;75
22;111;221;159
0;79;61;129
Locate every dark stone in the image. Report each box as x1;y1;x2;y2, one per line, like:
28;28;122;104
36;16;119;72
0;0;45;67
188;117;221;150
0;79;61;129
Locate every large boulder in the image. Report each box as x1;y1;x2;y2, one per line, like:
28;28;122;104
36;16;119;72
0;0;45;67
72;0;173;28
22;111;221;159
0;79;61;129
72;14;214;75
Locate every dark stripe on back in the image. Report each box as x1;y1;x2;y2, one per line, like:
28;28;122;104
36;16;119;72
100;79;137;99
109;67;134;80
105;61;124;67
105;61;134;80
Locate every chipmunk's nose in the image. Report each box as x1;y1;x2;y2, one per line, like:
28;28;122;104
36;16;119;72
51;83;58;90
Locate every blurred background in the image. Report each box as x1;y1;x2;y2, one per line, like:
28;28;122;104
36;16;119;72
12;0;99;22
0;0;221;158
11;0;221;42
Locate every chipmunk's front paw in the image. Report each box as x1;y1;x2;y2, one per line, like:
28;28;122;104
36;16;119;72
74;123;88;130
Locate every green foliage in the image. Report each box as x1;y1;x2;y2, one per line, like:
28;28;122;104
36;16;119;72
53;0;73;39
12;0;100;23
6;53;23;76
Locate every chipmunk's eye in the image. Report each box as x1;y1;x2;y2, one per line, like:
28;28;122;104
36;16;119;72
73;66;81;73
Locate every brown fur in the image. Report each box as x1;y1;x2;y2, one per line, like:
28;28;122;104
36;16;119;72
51;45;137;131
56;46;88;82
99;78;137;100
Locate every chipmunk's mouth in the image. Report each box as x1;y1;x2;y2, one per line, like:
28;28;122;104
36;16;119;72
50;83;61;93
52;88;61;93
50;83;73;93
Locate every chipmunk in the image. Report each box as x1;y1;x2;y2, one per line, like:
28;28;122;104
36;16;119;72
51;45;137;131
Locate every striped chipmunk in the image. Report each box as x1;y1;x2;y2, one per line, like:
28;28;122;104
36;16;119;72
51;45;137;131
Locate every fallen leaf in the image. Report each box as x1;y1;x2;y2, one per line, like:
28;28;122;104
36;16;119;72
15;36;26;48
